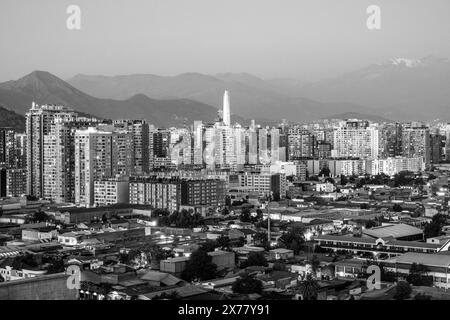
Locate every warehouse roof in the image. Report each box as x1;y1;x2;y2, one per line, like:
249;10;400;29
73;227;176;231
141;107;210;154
362;223;422;239
394;252;450;268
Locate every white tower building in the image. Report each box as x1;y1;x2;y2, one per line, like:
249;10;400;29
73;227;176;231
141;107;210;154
223;90;231;126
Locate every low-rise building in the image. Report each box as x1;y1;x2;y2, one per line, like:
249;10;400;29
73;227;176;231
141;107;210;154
313;234;448;256
94;178;130;206
160;257;189;275
21;228;57;242
208;250;235;269
269;248;295;260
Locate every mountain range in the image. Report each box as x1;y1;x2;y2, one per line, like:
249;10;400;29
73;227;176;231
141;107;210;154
1;55;449;132
0;71;247;129
297;56;450;121
0;106;26;131
67;55;450;122
67;72;367;122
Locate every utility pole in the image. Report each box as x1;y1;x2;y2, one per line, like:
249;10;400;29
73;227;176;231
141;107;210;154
268;205;271;245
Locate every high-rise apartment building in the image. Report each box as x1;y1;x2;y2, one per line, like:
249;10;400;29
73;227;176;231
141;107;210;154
180;179;226;207
94;178;130;207
129;177;181;213
14;133;27;169
333;120;379;159
193;121;204;165
223;90;231;127
401;123;430;166
288;127;316;160
379;123;403;158
74;127;132;207
26;103;77;198
113;119;149;174
0;128;16;168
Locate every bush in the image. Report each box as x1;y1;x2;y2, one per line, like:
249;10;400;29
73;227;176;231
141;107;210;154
181;248;218;282
232;274;263;294
393;281;412;300
240;252;268;268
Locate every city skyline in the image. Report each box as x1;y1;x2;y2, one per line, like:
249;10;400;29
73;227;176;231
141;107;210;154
2;0;450;305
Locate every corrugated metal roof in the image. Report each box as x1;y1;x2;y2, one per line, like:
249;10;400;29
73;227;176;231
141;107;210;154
363;224;422;239
394;252;450;267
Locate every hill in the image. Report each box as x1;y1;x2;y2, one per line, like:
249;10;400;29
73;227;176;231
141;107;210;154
0;106;26;131
0;71;246;128
67;72;369;122
297;56;450;121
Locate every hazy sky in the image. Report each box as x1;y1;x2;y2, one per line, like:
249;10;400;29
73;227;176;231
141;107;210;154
1;0;450;82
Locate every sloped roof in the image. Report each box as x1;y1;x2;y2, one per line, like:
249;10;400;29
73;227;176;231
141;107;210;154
140;270;182;286
146;284;209;299
362;223;422;239
394;252;450;268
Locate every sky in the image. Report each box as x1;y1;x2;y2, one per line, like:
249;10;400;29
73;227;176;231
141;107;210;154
1;0;450;82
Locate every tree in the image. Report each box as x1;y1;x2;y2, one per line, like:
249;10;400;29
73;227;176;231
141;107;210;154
142;245;174;265
298;274;319;300
310;255;320;273
158;210;204;228
279;226;305;254
200;240;220;253
216;235;231;250
232;274;263;295
221;208;230;216
392;204;403;212
241;252;268;268
365;220;377;229
393;281;412;300
118;249;142;266
255;209;263;222
340;175;348;186
181;248;218;282
406;263;433;286
152;208;170;217
151;291;181;300
319;167;331;177
43;255;65;274
33;211;50;223
240;208;252;223
424;213;447;239
253;231;269;248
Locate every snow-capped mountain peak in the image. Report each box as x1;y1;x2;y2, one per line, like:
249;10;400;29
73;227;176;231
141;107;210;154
389;58;423;68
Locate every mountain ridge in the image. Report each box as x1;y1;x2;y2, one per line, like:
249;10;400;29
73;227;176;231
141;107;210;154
0;71;247;128
67;71;372;122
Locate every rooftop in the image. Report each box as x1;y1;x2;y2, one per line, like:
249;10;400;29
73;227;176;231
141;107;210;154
363;223;423;239
393;252;450;268
269;248;294;254
139;270;182;286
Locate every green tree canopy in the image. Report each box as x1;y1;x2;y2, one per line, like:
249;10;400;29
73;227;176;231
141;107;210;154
241;252;268;268
232;274;263;295
406;263;433;286
424;213;447;239
393;281;412;300
279;226;305;254
298;274;320;300
180;248;218;282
